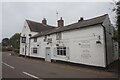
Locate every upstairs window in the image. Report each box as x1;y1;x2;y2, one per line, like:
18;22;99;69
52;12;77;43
56;32;62;40
34;38;37;42
44;35;47;42
21;37;26;43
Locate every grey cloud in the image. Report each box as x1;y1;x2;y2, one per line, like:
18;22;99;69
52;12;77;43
2;2;115;39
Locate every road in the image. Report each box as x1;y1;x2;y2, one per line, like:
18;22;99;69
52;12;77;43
2;52;119;79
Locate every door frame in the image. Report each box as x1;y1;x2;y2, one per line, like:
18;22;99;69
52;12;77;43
45;47;51;62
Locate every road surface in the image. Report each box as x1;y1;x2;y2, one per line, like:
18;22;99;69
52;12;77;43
2;52;119;79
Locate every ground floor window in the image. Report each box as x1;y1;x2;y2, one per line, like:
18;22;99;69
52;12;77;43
57;47;66;56
32;47;38;54
22;48;24;53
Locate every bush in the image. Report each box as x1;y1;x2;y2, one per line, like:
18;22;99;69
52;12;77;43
2;47;13;51
14;49;19;53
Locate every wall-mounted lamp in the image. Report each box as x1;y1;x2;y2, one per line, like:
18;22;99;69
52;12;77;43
56;44;59;46
29;34;32;37
96;41;101;44
96;35;102;44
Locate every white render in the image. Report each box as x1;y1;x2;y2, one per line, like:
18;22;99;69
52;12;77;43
20;15;119;67
20;21;38;56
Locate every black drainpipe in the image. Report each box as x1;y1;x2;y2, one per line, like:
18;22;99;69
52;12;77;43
101;24;108;67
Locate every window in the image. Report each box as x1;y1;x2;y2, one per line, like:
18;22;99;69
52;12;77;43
22;48;24;53
32;48;38;54
47;38;52;43
56;32;62;40
21;37;26;43
34;38;37;42
44;35;47;42
57;47;66;56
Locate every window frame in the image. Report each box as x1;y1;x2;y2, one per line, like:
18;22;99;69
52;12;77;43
22;48;24;53
57;46;66;56
34;38;37;42
21;37;26;43
32;47;38;54
44;35;47;42
56;32;62;40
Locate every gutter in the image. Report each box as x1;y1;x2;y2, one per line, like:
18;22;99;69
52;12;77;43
101;24;108;67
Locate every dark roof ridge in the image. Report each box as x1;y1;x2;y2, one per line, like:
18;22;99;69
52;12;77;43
30;14;108;38
26;19;56;33
64;14;108;27
26;19;39;23
84;14;108;21
26;19;56;28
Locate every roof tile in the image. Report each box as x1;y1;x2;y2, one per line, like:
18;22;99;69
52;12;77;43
31;14;108;38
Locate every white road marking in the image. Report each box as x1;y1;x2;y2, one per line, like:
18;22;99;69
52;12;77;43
2;62;15;69
23;71;40;79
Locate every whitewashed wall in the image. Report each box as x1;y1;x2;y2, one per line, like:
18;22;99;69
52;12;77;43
20;21;38;56
30;36;45;58
56;25;105;67
30;24;106;67
30;34;56;58
21;15;117;67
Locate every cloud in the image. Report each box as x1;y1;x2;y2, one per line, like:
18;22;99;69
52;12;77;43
2;2;115;40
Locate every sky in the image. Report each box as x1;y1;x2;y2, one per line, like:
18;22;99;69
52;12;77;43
1;1;117;42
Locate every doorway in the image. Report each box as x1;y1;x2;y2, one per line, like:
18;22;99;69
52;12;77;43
45;47;51;62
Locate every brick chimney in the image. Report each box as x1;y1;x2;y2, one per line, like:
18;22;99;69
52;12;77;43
58;17;64;27
42;18;47;25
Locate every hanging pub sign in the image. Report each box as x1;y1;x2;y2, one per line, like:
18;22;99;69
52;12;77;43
21;36;26;43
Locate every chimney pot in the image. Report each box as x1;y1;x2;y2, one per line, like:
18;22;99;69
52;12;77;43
42;18;47;25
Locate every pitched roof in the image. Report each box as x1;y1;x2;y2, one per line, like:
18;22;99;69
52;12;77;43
26;20;56;33
31;14;108;38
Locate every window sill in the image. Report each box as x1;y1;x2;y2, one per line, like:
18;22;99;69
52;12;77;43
56;55;68;58
31;53;38;54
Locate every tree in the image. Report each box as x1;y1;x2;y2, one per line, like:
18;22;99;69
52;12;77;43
2;38;12;51
9;33;21;53
116;1;120;56
113;27;118;40
113;1;120;56
2;38;10;46
2;33;21;52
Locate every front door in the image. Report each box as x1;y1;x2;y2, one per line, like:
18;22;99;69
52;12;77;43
45;47;51;62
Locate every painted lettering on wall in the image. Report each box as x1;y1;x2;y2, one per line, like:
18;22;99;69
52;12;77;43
80;40;91;59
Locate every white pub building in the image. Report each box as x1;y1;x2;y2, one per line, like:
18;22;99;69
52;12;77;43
20;14;119;67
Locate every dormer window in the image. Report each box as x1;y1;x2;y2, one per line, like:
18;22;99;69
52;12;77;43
34;38;37;42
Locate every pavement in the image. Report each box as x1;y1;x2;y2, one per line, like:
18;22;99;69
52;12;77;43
2;51;120;80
